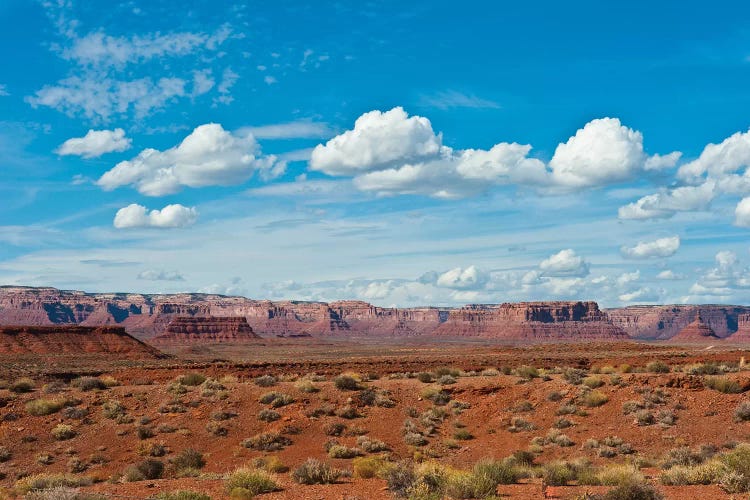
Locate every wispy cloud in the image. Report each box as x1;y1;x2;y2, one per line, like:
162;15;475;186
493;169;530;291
418;90;501;110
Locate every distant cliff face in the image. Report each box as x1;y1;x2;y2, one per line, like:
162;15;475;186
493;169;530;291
0;325;162;357
606;305;750;340
151;316;260;344
0;287;632;342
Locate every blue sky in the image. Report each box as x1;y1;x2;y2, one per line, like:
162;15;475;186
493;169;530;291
2;0;750;307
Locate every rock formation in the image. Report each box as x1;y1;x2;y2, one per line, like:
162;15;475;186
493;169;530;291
0;325;162;357
669;317;721;343
606;305;750;340
151;316;260;344
727;314;750;342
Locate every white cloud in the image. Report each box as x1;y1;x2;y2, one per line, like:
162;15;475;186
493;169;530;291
435;265;489;290
61;26;231;68
241;121;334;139
621;236;680;259
418;90;500;110
538;249;590;277
619;287;659;303
310;107;443;176
734;197;750;227
264;76;277;85
0;84;8;96
214;68;238;105
137;269;185;281
113;203;198;229
98;124;284;196
28;75;187;121
683;251;750;301
56;128;132;158
191;69;215;97
657;270;684;280
678;129;750;183
549;118;678;188
618;182;715;220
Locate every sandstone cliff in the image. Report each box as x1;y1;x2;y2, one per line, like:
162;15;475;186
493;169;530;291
0;325;162;357
669;318;721;343
151;316;260;344
606;305;750;340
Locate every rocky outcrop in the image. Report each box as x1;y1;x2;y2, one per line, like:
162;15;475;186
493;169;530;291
432;302;628;340
152;316;260;344
606;305;750;340
727;314;750;342
0;325;162;357
669;318;721;343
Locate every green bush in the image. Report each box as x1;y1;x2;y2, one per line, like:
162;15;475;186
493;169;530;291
473;458;524;485
10;377;35;393
542;461;575;486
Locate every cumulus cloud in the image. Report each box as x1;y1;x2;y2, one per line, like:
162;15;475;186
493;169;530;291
621;236;680;259
618;287;660;303
677;129;750;183
56;128;131;158
98;124;284;196
549;118;679;189
310;109;678;198
734;197;750;227
657;270;684;280
538;249;590;277
113;203;198;228
618;182;715;220
435;265;489;290
683;251;750;301
137;269;185;281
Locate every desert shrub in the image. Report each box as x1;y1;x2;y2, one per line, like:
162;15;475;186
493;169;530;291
333;374;360;391
253;375;277;387
542;461;575;486
125;459;164;481
583;376;605;389
473;458;524;485
10;377;35;393
604;482;664;500
562;368;587;385
720;444;750;491
443;469;496;499
51;424;76;441
385;461;417;496
512;400;534;413
404;432;428;446
660;461;724;485
634;410;655;426
258;409;280;422
328;445;361;459
292;458;343;484
156;492;210;500
453;429;473;440
657;409;676;426
294;379;319;393
171;448;205;473
71;376;107;391
178;373;206;386
547;430;574;447
37;453;54;465
646;361;670;373
67;457;86;473
557;403;577;415
14;473;92;493
508;417;535;433
417;372;434;383
258;392;295;408
515;365;539;380
353;456;388;479
356;435;389;453
622;400;645;415
547;391;564;402
705;376;743;394
438;375;457;385
159;401;187;414
62;406;89;420
336;406;361;419
225;468;278;497
206;422;228;436
253;455;288;473
323;422;347;436
595;464;645;486
241;432;292;451
43;381;68;394
421;387;452;406
102;400;125;419
735;401;750;421
26;399;64;416
553;417;573;429
211;410;237;421
0;446;10;462
582;390;608;407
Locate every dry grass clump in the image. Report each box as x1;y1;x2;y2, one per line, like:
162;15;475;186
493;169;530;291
14;473;92;493
705;376;743;394
71;376;107;391
155;492;210;500
26;398;64;416
241;432;292;451
51;424;76;441
736;401;750;421
257;409;280;422
581;390;609;407
646;360;670;373
333;374;361;391
124;459;165;481
176;373;206;386
420;387;452;406
514;365;539;380
253;375;277;387
356;435;389;452
258;392;294;408
10;377;35;393
293;379;319;393
292;458;344;484
225;467;279;497
353;456;389;478
508;417;536;433
327;444;362;459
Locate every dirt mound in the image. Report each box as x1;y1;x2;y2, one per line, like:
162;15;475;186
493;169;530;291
669;318;721;342
0;325;162;357
151;316;260;344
